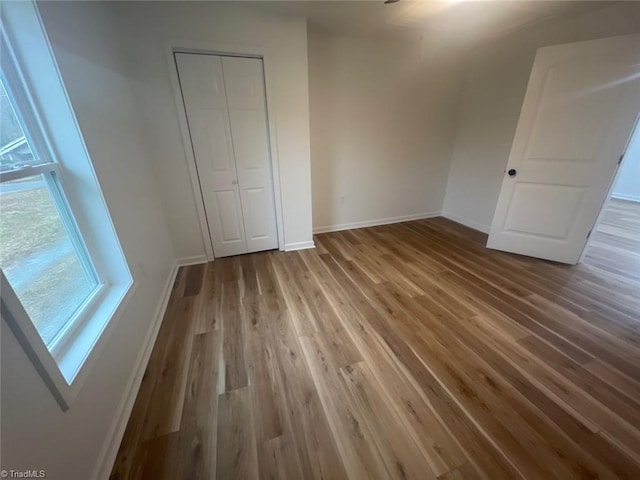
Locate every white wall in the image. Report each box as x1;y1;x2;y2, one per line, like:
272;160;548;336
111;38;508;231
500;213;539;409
309;32;465;232
108;2;313;256
1;2;175;479
442;2;640;233
612;125;640;202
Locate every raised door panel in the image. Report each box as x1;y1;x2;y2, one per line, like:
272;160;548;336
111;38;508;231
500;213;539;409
200;108;235;174
229;109;268;172
524;61;629;164
242;187;272;242
503;184;586;240
214;190;244;243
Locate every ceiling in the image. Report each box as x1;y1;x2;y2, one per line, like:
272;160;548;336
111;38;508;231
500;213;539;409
245;1;609;44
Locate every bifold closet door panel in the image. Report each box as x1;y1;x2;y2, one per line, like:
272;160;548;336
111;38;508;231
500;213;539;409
222;56;279;254
175;53;248;257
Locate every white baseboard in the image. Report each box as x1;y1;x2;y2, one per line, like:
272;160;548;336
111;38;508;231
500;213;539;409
313;211;441;234
441;212;491;234
611;193;640;203
92;259;181;480
176;254;209;266
284;240;316;252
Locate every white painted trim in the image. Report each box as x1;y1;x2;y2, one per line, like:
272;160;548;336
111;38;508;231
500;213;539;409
441;212;491;234
164;39;286;259
284;241;316;252
91;258;187;480
313;212;441;234
176;254;209;267
611;193;640;203
579;115;640;264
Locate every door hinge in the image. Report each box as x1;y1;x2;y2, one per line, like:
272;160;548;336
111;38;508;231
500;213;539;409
586;229;592;239
618;154;624;165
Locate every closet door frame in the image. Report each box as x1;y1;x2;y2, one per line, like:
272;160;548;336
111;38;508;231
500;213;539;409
165;40;285;261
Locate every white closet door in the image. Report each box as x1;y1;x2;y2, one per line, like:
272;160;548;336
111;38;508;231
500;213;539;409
176;53;278;258
222;56;279;254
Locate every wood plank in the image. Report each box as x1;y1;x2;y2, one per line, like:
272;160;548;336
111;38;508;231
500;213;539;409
195;262;221;334
216;387;259;480
298;333;392;479
266;303;348;480
183;263;205;297
339;361;439;479
141;296;196;440
221;280;248;392
242;294;283;443
257;434;304;480
177;331;220;479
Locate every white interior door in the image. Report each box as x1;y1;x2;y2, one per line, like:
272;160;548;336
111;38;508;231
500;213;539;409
487;33;640;264
175;53;278;258
222;56;279;254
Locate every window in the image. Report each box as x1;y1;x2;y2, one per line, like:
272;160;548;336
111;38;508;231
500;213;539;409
0;1;133;410
0;77;102;348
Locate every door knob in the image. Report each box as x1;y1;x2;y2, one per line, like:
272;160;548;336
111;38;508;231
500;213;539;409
232;179;238;185
508;169;517;177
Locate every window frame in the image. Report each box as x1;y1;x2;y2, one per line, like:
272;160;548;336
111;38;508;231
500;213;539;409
1;168;107;354
1;44;109;353
0;2;135;410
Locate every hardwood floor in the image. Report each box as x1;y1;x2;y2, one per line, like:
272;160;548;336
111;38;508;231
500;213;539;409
584;198;640;283
110;214;640;480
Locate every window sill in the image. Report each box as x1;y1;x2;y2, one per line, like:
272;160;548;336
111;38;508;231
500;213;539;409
1;274;135;411
55;278;135;389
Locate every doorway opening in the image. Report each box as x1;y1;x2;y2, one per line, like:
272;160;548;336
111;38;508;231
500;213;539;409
582;120;640;280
